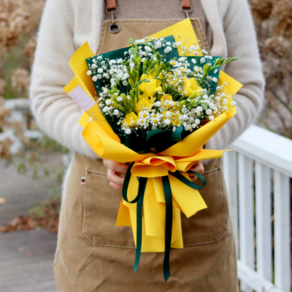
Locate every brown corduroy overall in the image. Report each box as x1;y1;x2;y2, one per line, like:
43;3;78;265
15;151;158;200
54;7;238;292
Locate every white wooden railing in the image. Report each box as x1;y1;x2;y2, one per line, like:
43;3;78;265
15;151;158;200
223;125;292;292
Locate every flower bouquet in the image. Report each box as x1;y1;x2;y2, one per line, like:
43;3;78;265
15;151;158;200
64;19;242;281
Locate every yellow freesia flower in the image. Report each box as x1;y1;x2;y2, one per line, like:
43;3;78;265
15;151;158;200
135;96;155;113
139;73;162;98
122;112;138;128
183;76;202;97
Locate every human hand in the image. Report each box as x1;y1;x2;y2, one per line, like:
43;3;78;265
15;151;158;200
188;161;204;183
103;159;129;190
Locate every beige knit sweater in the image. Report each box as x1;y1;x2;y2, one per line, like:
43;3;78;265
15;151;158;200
30;0;265;160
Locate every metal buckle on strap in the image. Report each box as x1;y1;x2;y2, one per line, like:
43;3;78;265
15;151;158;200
106;6;121;34
181;6;192;18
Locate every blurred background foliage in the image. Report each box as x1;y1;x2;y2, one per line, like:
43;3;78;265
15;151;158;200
0;0;68;178
0;0;291;165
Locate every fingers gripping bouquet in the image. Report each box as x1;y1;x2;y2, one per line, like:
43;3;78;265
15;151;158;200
64;19;242;281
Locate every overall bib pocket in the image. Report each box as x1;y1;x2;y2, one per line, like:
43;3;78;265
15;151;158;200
82;160;135;248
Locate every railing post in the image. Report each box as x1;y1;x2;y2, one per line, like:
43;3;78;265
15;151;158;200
238;154;254;292
255;162;272;282
223;150;238;254
274;171;290;292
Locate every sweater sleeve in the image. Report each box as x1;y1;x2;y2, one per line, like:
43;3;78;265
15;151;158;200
205;0;265;150
29;0;97;159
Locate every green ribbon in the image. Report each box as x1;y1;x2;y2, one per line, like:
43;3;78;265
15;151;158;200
122;163;206;282
161;175;172;282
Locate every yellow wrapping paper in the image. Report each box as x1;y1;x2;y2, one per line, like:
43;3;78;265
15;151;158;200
64;19;243;253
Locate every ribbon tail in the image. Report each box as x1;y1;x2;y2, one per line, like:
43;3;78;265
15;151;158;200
172;170;206;190
162;176;173;282
133;177;147;273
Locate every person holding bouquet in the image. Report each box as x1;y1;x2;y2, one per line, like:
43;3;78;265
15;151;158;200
30;0;264;291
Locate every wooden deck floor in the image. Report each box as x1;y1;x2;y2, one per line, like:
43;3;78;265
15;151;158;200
0;159;60;225
0;230;57;292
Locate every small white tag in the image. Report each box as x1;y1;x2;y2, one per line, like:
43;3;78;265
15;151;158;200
68;85;95;111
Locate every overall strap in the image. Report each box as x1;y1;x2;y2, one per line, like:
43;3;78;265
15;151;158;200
181;0;192;18
106;0;193;34
106;0;121;33
106;0;117;10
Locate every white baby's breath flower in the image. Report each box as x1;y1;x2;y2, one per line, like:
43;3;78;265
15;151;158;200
87;70;92;76
212;77;218;82
135;39;145;44
200;57;206;63
164;46;172;54
123;81;128;86
106;100;112;105
206;109;212;115
98;68;103;73
97;74;102;79
191;59;196;64
195;119;200;125
125;128;131;134
114;109;119;115
92;76;98;81
122;73;129;80
109;60;116;65
231;101;237;106
164;119;171;125
209;115;215;120
89;117;93;123
145;46;152;52
97;56;102;60
92;64;97;69
165;111;172;118
154;41;162;49
196;106;203;113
